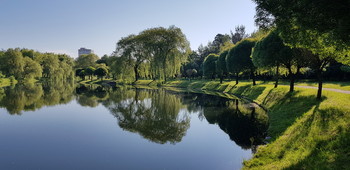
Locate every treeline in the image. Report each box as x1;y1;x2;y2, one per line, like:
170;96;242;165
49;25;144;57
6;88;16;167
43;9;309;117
0;48;75;81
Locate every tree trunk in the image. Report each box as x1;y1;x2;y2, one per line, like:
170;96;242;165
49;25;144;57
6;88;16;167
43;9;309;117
134;65;139;82
251;70;256;86
288;67;295;92
317;70;323;100
274;65;279;88
236;72;239;84
220;76;223;84
290;74;295;92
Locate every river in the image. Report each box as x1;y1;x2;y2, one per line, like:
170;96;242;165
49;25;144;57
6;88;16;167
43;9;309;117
0;83;268;170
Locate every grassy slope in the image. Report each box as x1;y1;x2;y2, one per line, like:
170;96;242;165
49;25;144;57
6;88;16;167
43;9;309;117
161;79;350;170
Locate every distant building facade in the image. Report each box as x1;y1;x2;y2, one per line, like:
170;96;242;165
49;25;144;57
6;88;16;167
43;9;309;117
78;48;94;57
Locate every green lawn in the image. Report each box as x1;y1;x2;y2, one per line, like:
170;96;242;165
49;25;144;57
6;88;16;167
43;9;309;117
163;79;350;170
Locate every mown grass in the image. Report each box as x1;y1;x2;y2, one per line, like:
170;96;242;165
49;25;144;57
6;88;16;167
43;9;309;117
163;79;350;170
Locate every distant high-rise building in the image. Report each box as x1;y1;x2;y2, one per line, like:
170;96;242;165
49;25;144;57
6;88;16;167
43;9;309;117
78;48;94;57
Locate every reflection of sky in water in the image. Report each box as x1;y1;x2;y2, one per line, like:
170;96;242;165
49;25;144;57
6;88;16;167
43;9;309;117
0;89;259;170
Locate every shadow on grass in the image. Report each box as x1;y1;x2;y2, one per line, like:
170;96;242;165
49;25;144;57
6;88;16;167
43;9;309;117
283;106;350;169
266;92;324;141
229;85;266;101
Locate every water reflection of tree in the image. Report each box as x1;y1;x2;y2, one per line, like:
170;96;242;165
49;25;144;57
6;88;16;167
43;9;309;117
204;99;268;150
179;92;268;150
105;89;190;144
0;80;75;115
75;85;110;107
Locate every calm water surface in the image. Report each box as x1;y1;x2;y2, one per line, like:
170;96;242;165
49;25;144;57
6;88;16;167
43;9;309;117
0;83;268;170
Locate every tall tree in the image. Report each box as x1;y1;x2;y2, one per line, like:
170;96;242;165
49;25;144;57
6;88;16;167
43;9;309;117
1;48;24;79
116;34;150;82
226;39;256;85
203;54;218;79
139;26;190;81
252;30;282;88
216;50;229;84
231;25;248;44
75;54;99;69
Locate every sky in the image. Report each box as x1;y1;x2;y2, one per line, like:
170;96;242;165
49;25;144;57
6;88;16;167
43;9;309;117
0;0;257;58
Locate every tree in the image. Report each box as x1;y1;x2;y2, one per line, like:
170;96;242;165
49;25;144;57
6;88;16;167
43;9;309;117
116;34;150;82
139;26;190;81
23;57;42;79
252;0;350;46
252;30;282;88
216;50;229;84
226;39;256;85
186;69;197;80
94;67;108;81
231;25;248;44
36;53;60;78
75;54;99;68
96;54;109;65
253;30;309;91
85;66;96;80
1;48;24;79
76;69;86;80
203;54;218;79
212;34;231;54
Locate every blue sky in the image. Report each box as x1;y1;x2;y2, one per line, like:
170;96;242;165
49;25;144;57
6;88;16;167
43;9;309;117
0;0;257;58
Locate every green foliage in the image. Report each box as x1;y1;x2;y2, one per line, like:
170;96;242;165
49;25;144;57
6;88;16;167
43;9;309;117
203;54;218;79
94;67;108;80
252;30;287;68
253;0;350;46
216;50;229;82
75;53;99;68
23;57;42;79
111;26;190;82
85;66;96;80
226;39;256;75
230;25;248;44
253;0;350;65
2;48;25;79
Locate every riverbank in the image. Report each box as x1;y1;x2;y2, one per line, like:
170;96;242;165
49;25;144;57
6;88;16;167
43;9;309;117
131;79;350;169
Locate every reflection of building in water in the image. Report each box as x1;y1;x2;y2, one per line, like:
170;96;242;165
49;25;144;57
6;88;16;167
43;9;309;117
78;47;94;57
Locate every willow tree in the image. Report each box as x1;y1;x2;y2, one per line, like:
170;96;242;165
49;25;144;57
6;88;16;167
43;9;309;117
139;26;190;82
203;54;218;79
216;50;228;84
226;39;256;85
116;34;150;82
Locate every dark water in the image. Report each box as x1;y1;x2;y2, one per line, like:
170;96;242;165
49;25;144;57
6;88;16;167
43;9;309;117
0;83;268;170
